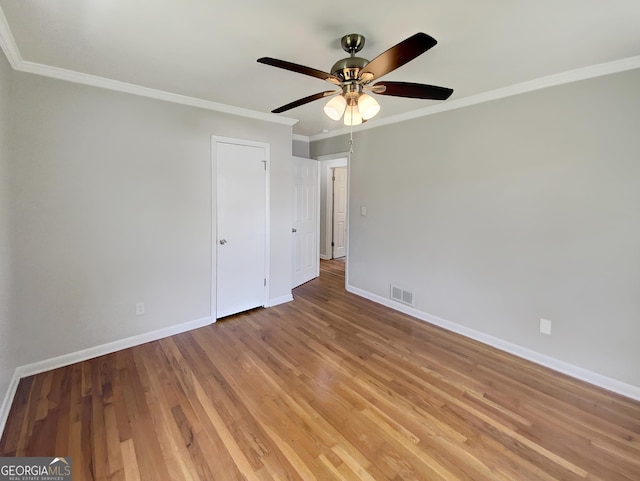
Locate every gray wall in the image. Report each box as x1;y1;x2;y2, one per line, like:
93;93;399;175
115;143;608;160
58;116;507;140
5;72;293;379
0;50;14;402
292;138;310;158
311;69;640;387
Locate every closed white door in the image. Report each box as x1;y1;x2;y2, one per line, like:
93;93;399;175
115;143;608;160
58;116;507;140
215;139;267;319
332;167;347;259
292;156;319;288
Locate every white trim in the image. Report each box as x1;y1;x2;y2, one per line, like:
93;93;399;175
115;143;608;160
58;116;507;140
316;155;349;260
211;136;271;320
344;152;352;289
211;136;218;320
14;316;212;377
316;161;321;279
328;166;350;260
0;370;21;441
324;166;336;259
14;61;298;126
292;134;310;143
0;6;20;68
0;315;212;436
309;56;640;142
5;0;636;141
0;11;296;128
346;284;640;401
264;144;271;307
315;153;350;162
268;294;294;307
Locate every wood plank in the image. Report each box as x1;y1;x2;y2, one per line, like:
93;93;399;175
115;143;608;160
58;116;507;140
0;376;34;455
1;259;639;481
120;438;141;481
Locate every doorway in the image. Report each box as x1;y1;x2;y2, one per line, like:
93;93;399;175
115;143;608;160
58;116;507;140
331;167;347;259
318;155;348;261
212;137;269;319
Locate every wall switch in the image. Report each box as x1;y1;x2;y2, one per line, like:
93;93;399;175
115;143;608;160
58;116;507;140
136;302;145;316
540;318;552;335
361;205;367;216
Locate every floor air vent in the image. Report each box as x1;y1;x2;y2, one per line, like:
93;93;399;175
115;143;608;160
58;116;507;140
390;285;414;306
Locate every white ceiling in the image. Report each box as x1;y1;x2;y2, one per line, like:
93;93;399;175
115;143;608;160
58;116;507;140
1;0;639;137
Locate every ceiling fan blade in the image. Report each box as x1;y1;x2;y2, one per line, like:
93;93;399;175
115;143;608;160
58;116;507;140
271;90;338;114
258;57;341;85
359;33;437;82
373;81;453;100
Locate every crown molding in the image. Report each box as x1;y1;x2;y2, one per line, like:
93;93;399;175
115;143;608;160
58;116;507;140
15;61;298;126
309;55;640;142
0;6;21;68
0;8;297;127
2;4;638;138
292;134;310;142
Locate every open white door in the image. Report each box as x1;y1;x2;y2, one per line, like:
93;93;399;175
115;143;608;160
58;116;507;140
332;167;347;259
214;138;268;319
292;156;320;288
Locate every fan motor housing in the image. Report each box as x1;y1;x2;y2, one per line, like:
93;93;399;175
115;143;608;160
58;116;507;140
331;57;369;81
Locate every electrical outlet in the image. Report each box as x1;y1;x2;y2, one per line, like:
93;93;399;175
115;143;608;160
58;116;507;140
136;302;145;316
540;318;552;335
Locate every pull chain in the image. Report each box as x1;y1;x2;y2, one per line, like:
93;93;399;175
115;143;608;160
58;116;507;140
347;105;355;154
349;123;354;154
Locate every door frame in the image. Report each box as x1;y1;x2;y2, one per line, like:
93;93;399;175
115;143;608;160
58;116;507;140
316;152;350;289
330;166;348;259
211;135;270;321
317;155;348;260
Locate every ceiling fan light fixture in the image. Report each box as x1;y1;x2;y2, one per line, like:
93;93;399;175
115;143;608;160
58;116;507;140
323;95;347;120
343;105;362;126
259;32;454;131
357;93;380;120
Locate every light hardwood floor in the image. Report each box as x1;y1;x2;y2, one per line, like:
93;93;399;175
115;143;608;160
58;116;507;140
1;259;639;480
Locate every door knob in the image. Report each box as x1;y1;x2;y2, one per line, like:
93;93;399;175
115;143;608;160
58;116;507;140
219;239;227;245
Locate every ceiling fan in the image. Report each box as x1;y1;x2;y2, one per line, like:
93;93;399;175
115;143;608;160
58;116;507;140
257;32;453;126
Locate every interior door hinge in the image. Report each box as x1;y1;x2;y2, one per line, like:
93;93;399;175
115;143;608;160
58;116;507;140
262;160;267;170
331;242;334;247
264;278;267;286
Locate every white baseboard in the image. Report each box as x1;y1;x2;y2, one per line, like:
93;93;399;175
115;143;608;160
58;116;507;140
319;254;331;261
0;369;21;442
268;293;294;307
0;315;212;436
347;284;640;401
